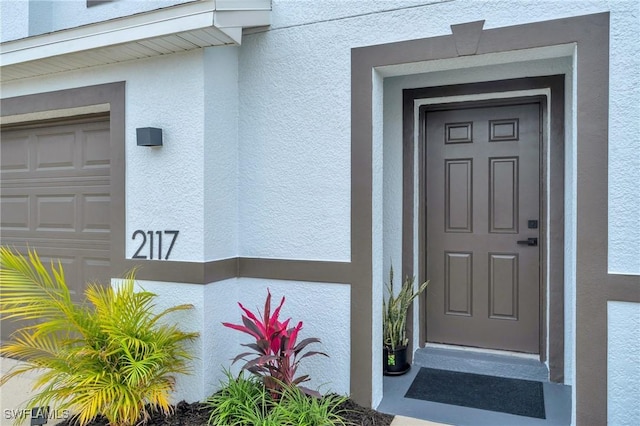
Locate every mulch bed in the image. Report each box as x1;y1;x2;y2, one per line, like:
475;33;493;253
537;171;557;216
56;399;394;426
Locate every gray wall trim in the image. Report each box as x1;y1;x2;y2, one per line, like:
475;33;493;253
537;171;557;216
352;12;637;421
118;257;350;285
239;258;351;284
117;258;239;284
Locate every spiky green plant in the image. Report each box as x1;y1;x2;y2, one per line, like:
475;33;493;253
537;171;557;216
206;371;351;426
273;386;351;426
206;370;271;426
382;265;429;351
0;247;198;426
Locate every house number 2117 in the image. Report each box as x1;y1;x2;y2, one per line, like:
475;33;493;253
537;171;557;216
132;230;179;260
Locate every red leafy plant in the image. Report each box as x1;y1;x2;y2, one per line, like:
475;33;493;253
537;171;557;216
222;290;327;398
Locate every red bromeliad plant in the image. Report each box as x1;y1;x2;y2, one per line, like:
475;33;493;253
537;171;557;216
222;290;327;398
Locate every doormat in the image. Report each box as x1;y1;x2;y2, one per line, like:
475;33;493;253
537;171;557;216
404;367;546;419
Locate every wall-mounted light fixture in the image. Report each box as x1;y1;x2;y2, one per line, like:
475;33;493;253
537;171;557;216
136;127;163;147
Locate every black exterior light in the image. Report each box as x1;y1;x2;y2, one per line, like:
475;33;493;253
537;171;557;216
136;127;163;147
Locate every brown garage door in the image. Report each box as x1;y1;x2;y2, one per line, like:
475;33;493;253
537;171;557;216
1;115;111;341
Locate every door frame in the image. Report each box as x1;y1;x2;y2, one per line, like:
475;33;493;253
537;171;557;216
402;75;565;381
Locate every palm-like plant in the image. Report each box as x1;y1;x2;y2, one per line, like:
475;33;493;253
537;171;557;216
0;247;198;426
383;266;429;352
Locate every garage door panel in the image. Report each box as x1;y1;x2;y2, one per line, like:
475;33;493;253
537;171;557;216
82;128;111;169
0;135;30;171
36;194;77;231
81;193;111;233
83;258;111;287
0;195;30;230
35;131;77;171
1;237;109;251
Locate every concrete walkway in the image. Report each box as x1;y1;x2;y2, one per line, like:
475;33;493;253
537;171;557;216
1;357;445;426
1;357;56;426
391;415;448;425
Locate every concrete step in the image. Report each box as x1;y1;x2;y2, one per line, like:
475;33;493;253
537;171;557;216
413;346;549;382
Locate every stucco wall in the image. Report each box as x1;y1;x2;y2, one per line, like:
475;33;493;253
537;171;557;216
238;0;639;270
238;0;639;414
1;50;209;262
137;278;351;402
231;279;352;396
608;301;640;426
204;46;240;260
0;0;29;41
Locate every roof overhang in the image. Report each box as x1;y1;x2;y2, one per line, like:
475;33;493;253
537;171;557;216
0;0;270;83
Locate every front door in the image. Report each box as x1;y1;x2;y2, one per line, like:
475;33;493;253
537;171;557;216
425;101;541;353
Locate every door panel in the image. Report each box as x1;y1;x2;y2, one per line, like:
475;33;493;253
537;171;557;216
426;103;540;353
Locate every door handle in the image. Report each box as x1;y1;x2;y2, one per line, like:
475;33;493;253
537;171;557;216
517;237;538;247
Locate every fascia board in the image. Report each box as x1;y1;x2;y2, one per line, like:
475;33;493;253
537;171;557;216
215;0;272;11
1;13;216;66
0;0;271;67
214;10;271;28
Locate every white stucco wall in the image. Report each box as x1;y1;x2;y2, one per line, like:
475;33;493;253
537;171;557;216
237;0;639;266
237;0;638;414
0;50;230;263
127;279;205;403
203;46;240;260
608;301;640;426
0;0;29;41
142;277;352;402
231;279;352;396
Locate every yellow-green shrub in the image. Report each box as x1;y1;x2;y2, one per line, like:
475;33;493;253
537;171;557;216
0;247;198;426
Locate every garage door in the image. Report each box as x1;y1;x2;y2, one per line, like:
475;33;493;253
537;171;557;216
1;115;111;341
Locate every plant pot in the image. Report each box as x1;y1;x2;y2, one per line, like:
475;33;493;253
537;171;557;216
383;346;410;376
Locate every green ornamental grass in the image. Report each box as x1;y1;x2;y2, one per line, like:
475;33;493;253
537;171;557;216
0;247;198;426
206;371;351;426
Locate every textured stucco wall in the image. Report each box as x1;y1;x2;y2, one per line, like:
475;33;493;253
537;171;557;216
608;301;640;426
231;279;352;396
203;46;240;260
0;0;29;41
1;50;208;262
126;279;205;403
238;0;639;269
238;0;639;415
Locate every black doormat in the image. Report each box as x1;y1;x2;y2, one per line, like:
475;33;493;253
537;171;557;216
404;368;546;419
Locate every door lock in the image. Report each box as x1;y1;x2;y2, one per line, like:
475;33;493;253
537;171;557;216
517;237;538;247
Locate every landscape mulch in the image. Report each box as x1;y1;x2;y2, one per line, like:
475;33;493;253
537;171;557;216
55;398;394;426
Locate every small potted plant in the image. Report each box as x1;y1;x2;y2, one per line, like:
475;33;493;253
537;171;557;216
383;266;429;375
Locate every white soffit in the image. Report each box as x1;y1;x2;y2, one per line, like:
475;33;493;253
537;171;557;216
0;0;271;83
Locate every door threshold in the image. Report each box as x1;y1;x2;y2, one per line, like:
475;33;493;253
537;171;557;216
424;343;540;361
415;345;549;382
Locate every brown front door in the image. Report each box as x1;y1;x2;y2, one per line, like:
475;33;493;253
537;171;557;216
425;102;541;353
